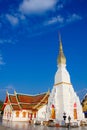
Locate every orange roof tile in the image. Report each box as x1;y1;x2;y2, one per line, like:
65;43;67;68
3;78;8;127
9;95;18;104
3;91;50;111
33;93;49;109
18;92;49;110
17;93;47;104
12;105;20;110
20;104;36;110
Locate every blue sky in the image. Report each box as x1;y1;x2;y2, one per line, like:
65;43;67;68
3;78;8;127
0;0;87;100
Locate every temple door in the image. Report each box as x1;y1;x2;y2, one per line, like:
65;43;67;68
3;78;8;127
16;111;19;117
28;113;32;120
73;103;78;119
33;112;36;118
74;109;77;119
50;104;55;119
30;113;32;119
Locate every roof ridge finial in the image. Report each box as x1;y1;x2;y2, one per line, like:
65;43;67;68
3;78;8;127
14;90;17;95
6;91;9;95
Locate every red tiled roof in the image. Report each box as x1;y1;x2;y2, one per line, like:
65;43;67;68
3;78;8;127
4;95;8;103
9;95;18;104
1;95;8;110
3;91;50;111
18;92;49;110
33;93;49;109
32;94;47;103
20;104;36;110
17;93;47;103
12;105;20;110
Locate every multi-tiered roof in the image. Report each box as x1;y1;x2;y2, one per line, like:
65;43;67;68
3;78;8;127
2;91;50;112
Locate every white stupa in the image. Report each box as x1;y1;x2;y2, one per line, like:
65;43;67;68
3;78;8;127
47;35;84;123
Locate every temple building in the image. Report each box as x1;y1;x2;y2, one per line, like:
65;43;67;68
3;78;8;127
2;35;84;123
2;91;49;121
81;94;87;118
47;35;84;123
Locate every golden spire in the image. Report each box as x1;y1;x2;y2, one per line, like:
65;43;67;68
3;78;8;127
57;33;66;65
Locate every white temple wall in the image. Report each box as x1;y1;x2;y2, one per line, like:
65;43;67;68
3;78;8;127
3;105;31;121
54;85;71;120
76;97;84;120
3;104;12;121
12;110;30;121
3;104;49;122
55;65;71;84
37;105;47;121
48;80;84;123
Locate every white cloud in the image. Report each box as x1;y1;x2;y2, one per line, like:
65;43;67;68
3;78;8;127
0;54;5;65
44;15;64;25
6;14;19;26
66;13;82;23
19;0;57;14
0;39;12;44
44;13;82;27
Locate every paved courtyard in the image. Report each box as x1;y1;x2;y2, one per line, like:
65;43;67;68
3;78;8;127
0;120;87;130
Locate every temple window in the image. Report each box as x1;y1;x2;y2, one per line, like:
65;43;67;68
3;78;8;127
22;111;26;118
16;111;19;117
